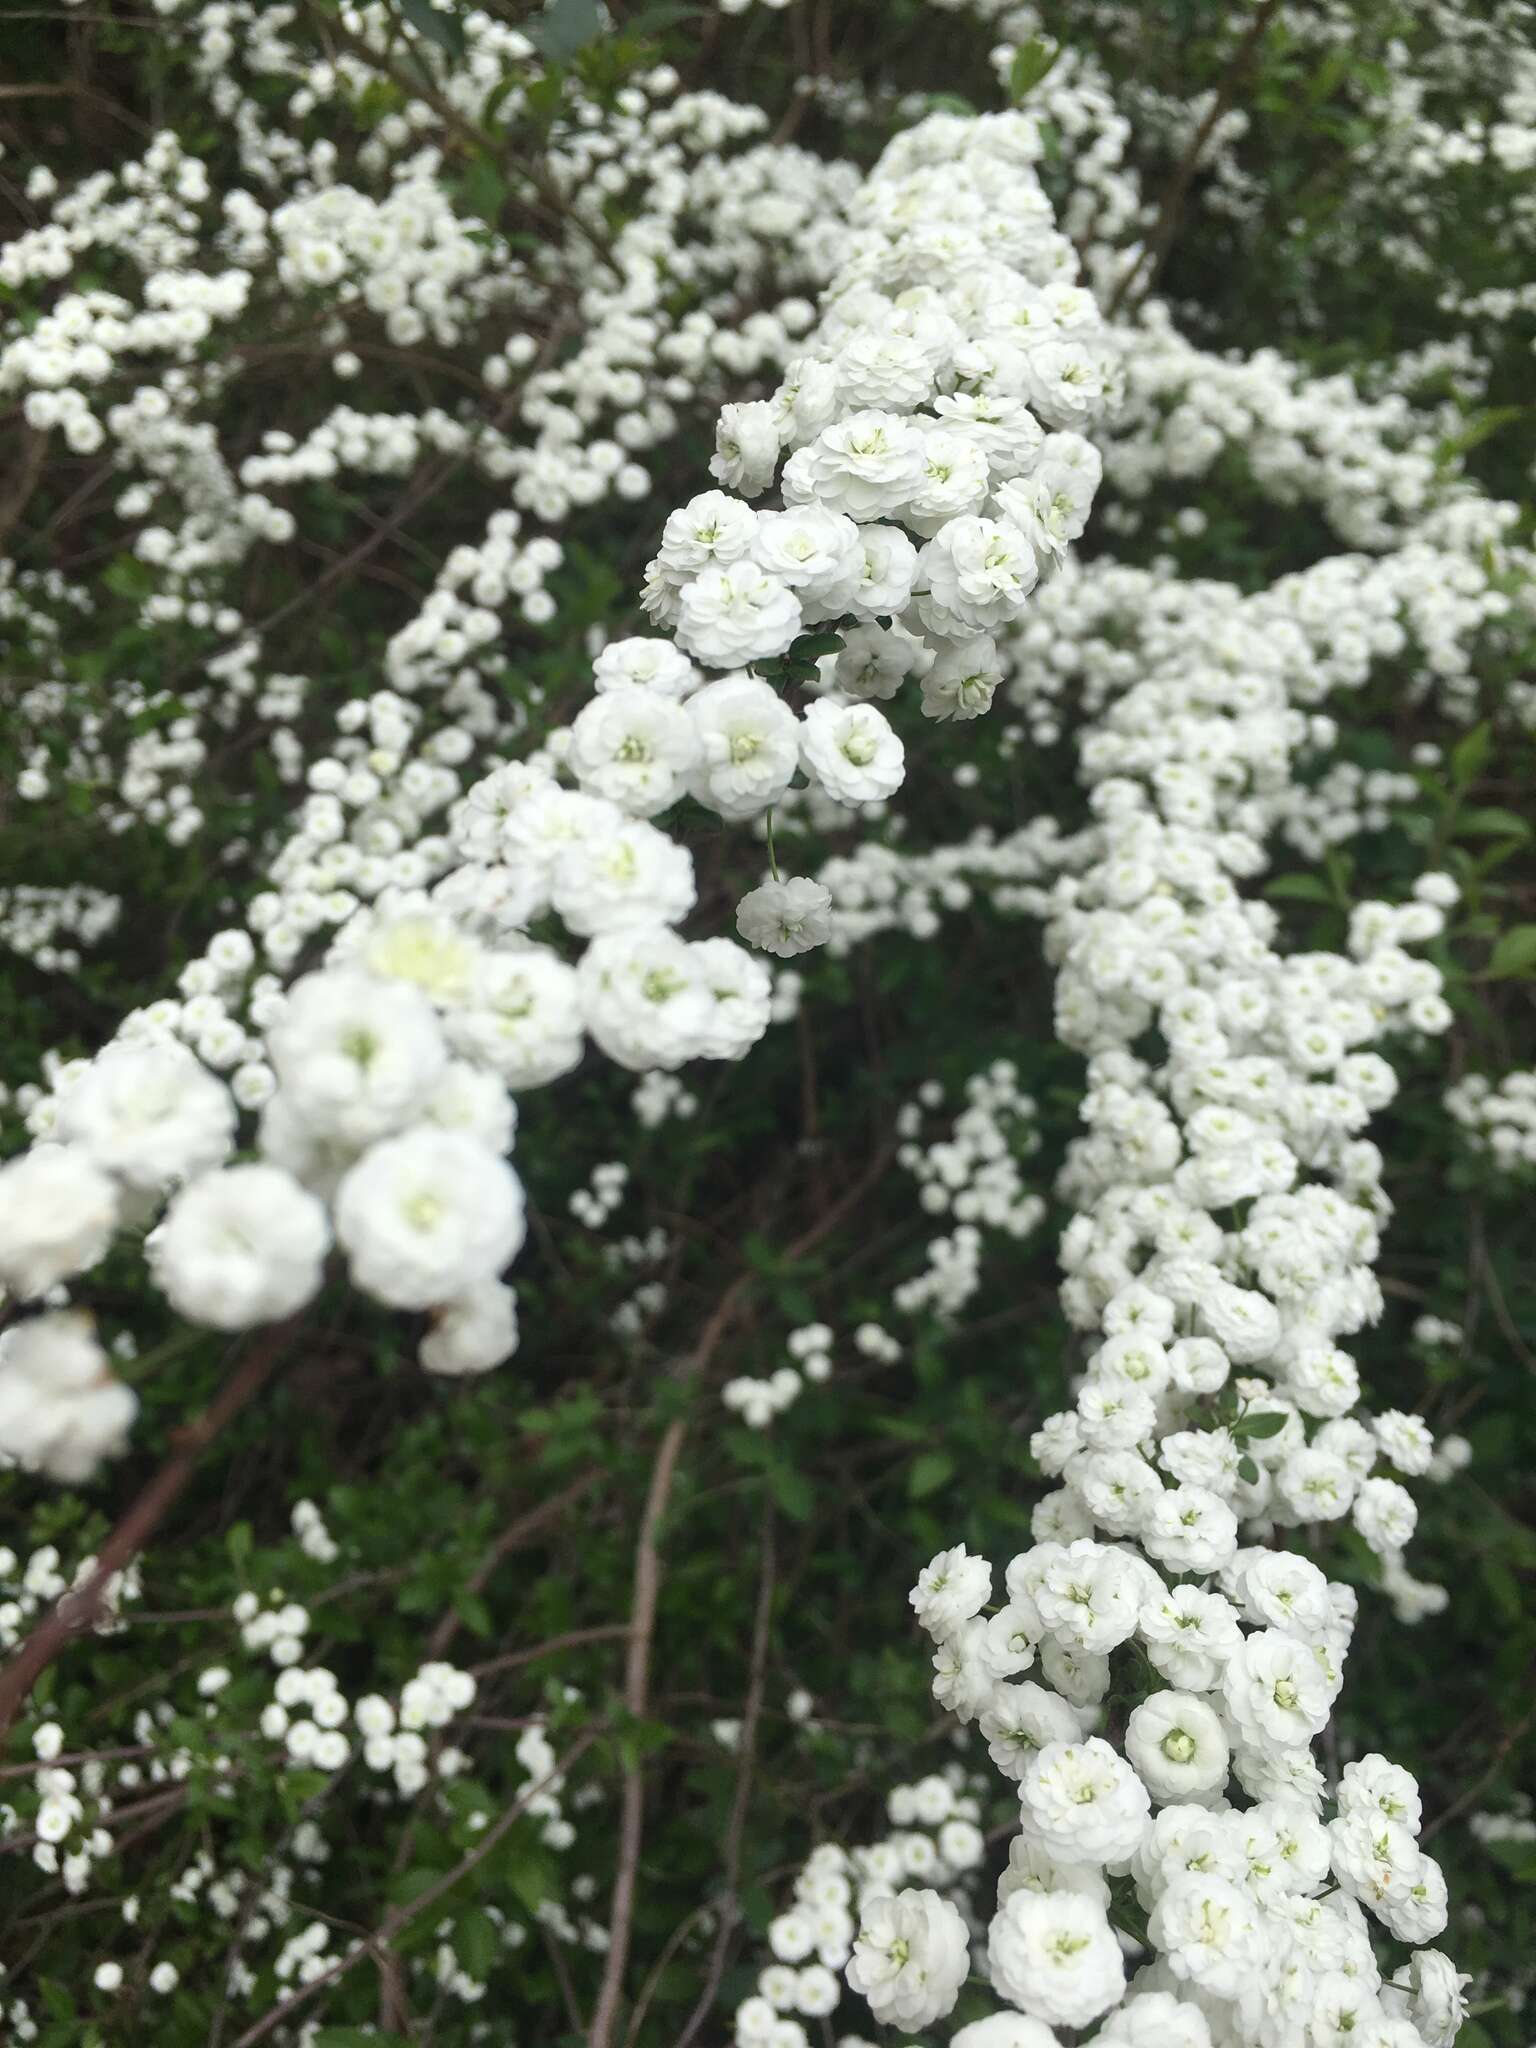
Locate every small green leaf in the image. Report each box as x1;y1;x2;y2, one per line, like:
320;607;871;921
1009;36;1062;101
507;1846;557;1916
908;1452;956;1500
525;0;603;61
452;1588;493;1637
1234;1410;1287;1441
788;630;846;662
1456;807;1530;840
1486;925;1536;980
1450;721;1491;788
398;0;466;59
455;1907;500;1981
769;1465;814;1522
1237;1456;1260;1486
1265;873;1334;904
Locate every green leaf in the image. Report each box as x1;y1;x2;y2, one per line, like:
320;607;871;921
769;1464;814;1522
1264;873;1334;903
226;1521;253;1570
1234;1410;1287;1441
1485;924;1536;980
507;1846;557;1916
456;154;505;224
525;0;603;61
788;630;846;662
908;1451;956;1500
398;0;466;60
1009;36;1062;101
1450;721;1491;788
454;1907;500;1981
1456;806;1531;840
452;1588;493;1637
1237;1456;1260;1486
1436;405;1526;465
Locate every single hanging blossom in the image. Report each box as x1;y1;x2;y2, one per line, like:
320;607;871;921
736;877;834;958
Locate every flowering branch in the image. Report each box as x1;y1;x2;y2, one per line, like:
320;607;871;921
0;1319;298;1739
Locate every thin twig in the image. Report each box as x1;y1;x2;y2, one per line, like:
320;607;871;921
0;1323;297;1738
427;1470;602;1659
589;1148;890;2046
1106;0;1282;317
669;1505;776;2048
226;1733;600;2048
470;1623;632;1681
0;81;153;137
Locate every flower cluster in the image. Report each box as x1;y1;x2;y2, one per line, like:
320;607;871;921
733;1766;990;2047
1446;1068;1536;1172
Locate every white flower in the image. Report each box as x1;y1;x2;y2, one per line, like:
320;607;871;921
592;635;702;700
822;630;929;717
577;928;713;1071
334;1128;526;1309
268;970;447;1148
549;819;696;936
55;1042;236;1194
1020;1737;1150;1868
1383;1949;1470;2047
916;515;1039;636
1093;1991;1212;2046
1372;1409;1434;1476
1020;339;1105;426
921;635;1003;721
909;1544;991;1639
149;1164;330;1330
958;2007;1064;2039
344;911;479;1009
676;565;804;669
710;400;782;497
419;1279;519;1377
1140;1485;1238;1576
781;410;928;522
770;355;840;447
1147;1872;1262;1999
567;687;700;817
1338;1754;1422;1834
0;1144;119;1299
737;878;834;958
0;1311;137;1483
986;1888;1124;2028
447;950;585;1091
1035;1541;1141;1654
689;939;773;1060
849;525;919;616
844;1887;969;2030
1223;1628;1332;1749
752;505;863;610
1124;1691;1230;1804
799;699;904;805
905;427;992;537
656;490;760;578
992;444;1098;566
1352;1475;1417;1555
686;675;800;818
980;1681;1083;1781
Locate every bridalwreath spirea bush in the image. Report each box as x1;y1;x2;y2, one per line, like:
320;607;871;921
0;2;1533;2044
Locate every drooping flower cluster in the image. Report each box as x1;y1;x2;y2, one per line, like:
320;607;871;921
1;103;1112;1480
1445;1067;1536;1172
